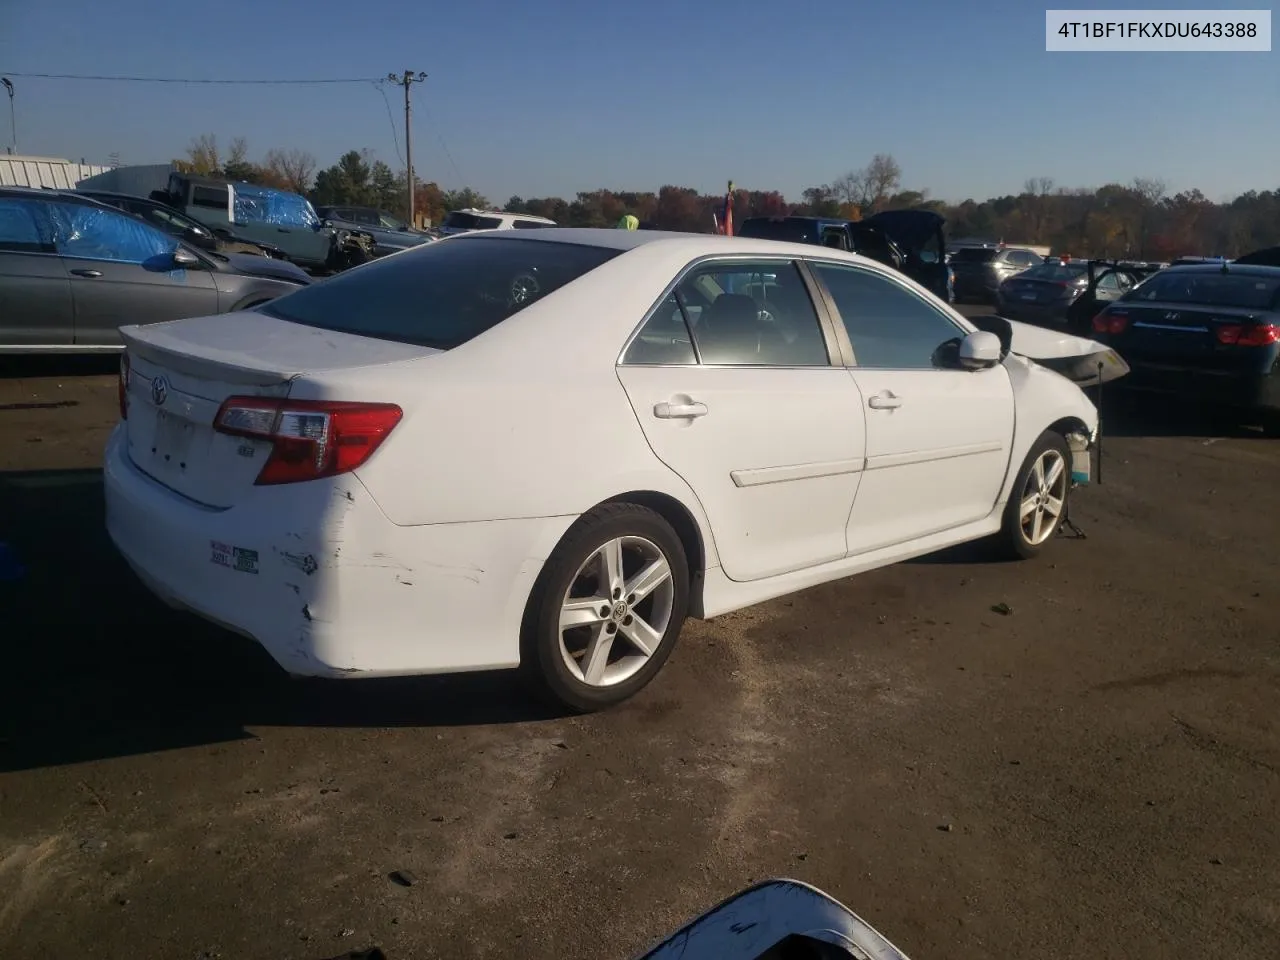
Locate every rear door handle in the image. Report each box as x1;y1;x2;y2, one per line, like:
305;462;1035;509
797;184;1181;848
654;400;708;419
868;394;902;410
70;269;103;278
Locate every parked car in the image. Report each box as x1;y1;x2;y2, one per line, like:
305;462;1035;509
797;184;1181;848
1233;246;1280;267
104;229;1104;712
436;208;557;235
0;187;309;353
637;879;914;960
996;260;1140;330
1091;262;1280;434
77;189;287;260
737;210;950;301
315;205;433;257
950;245;1044;302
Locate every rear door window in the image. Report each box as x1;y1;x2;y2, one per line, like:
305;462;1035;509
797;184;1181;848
951;248;997;263
257;236;622;349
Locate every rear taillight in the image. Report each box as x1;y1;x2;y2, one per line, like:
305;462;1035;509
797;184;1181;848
1216;323;1279;347
213;397;403;485
1092;309;1129;334
118;353;130;420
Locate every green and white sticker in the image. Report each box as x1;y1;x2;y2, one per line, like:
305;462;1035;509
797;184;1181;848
211;540;260;574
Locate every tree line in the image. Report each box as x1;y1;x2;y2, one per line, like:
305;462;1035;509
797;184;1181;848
174;137;1279;258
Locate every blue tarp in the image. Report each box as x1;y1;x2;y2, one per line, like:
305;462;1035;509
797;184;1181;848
232;184;321;228
46;203;177;264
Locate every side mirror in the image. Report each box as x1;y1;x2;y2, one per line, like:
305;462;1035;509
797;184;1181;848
182;227;218;250
173;247;201;267
636;879;913;959
958;330;1002;370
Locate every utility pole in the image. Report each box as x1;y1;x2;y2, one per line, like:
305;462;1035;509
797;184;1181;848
387;70;427;226
1;78;15;155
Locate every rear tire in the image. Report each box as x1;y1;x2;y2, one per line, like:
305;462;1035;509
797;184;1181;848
520;503;689;713
996;430;1073;560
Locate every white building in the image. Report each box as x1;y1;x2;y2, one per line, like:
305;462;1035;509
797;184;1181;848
0;154;111;189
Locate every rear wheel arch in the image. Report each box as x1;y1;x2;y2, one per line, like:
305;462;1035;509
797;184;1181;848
600;490;707;587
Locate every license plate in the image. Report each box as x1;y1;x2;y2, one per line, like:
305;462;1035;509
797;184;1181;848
153;409;194;464
1020;293;1037;300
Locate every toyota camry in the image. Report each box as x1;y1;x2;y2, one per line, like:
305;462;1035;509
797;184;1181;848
105;229;1103;711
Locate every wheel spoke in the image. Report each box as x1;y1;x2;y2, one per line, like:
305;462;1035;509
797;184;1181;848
1043;455;1065;490
1020;494;1039;521
581;627;615;685
560;597;607;632
619;615;661;657
598;538;625;599
1032;456;1046;490
1043;494;1064;519
625;557;672;604
1031;506;1044;544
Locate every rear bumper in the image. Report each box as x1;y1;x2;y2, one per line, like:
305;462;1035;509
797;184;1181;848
1120;362;1280;411
103;425;574;678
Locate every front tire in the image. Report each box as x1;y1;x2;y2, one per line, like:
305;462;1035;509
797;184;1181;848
997;430;1072;560
520;503;690;713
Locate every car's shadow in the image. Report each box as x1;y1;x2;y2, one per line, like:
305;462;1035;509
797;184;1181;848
0;468;563;773
0;355;120;380
1093;386;1273;439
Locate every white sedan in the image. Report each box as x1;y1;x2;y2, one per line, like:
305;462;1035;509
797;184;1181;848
105;228;1102;712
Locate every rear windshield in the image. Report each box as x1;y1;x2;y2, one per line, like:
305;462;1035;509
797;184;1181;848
257;237;622;349
1018;263;1089;282
738;219;833;244
950;248;997;263
1124;271;1280;310
444;211;503;230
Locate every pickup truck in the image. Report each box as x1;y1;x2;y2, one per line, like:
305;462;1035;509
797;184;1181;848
77;166;375;274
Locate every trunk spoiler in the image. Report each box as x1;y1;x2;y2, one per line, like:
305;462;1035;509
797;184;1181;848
969;315;1130;385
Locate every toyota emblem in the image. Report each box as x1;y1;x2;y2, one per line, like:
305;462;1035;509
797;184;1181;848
151;376;169;407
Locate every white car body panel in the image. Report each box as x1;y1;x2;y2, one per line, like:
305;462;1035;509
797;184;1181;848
845;364;1014;555
104;230;1101;680
617;365;865;582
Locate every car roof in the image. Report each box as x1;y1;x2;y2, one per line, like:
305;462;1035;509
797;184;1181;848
1160;262;1280;277
449;208;557;223
0;186;115;207
444;226;890;262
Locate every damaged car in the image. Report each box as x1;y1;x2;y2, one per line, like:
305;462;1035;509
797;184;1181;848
104;229;1114;713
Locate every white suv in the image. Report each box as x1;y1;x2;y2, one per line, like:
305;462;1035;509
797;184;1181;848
437;208;556;236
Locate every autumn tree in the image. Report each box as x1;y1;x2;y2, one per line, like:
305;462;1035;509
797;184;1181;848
263;148;318;195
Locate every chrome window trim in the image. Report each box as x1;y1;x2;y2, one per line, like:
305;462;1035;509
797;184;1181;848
617;253;845;369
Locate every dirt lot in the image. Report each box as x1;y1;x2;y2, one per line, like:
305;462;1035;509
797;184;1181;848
1;347;1278;960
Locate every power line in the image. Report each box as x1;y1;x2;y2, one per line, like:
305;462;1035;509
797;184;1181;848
1;72;383;85
420;99;466;188
372;82;404;167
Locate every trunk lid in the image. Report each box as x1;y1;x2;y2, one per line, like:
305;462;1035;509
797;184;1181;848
121;312;440;507
1108;302;1267;369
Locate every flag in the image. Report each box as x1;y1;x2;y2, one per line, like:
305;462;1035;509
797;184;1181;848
722;181;735;236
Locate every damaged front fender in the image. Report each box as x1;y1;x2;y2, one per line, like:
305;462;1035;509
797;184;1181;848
971;314;1131;385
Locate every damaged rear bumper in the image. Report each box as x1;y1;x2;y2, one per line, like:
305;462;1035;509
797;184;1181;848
103;425;571;679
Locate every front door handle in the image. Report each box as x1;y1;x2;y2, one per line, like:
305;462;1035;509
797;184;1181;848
654;400;708;419
70;269;103;278
868;393;902;410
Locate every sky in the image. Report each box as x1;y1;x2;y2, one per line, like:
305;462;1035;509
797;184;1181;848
2;0;1276;205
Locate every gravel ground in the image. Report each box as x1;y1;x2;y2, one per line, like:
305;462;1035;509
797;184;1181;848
1;345;1278;960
